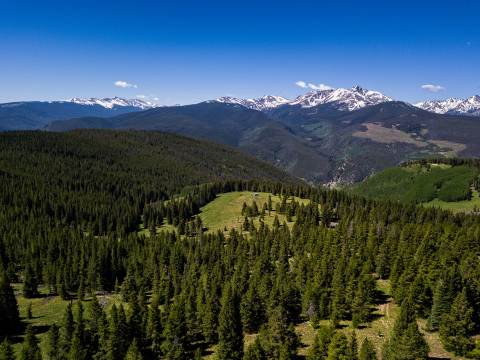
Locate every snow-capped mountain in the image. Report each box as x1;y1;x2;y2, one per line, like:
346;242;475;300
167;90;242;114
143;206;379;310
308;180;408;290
290;85;393;110
215;95;290;111
215;86;393;112
415;95;480;117
62;97;159;110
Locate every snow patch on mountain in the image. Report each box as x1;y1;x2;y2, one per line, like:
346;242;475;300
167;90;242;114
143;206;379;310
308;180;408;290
415;95;480;117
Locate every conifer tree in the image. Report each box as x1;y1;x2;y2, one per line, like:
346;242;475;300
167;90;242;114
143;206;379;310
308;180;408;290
383;297;429;360
0;271;20;335
125;338;143;360
307;333;322;360
439;288;475;356
358;337;377;360
312;325;336;359
107;304;122;360
57;271;68;300
86;295;104;355
74;301;86;350
161;296;187;356
243;337;266;360
326;331;348;360
59;303;75;358
45;323;60;360
0;338;15;360
346;330;358;360
146;298;162;357
20;325;42;360
23;263;38;298
427;267;460;331
258;306;299;359
68;332;87;360
216;283;244;360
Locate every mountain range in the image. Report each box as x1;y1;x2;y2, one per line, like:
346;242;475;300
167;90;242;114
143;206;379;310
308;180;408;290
2;86;480;184
414;95;480;117
216;85;394;112
38;86;480;185
0;97;157;131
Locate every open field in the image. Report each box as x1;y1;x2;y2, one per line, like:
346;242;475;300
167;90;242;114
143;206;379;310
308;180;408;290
198;191;312;234
421;188;480;213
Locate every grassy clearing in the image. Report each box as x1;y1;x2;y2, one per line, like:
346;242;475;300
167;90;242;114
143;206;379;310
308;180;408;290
199;191;312;235
12;284;123;357
421;188;480;213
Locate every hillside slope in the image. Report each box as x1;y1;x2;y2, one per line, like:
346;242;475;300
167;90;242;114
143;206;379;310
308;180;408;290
45;101;480;184
346;159;480;209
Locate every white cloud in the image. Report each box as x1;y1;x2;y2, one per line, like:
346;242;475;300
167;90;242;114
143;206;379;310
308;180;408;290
136;95;147;99
308;83;334;91
115;81;137;88
153;97;159;101
295;81;308;88
421;84;446;92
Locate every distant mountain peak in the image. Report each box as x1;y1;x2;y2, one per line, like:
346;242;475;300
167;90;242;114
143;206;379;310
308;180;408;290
290;86;393;111
62;97;159;110
415;95;480;117
215;86;392;112
215;95;290;111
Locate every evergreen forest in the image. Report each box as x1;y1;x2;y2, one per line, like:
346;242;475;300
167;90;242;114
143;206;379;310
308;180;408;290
0;130;479;359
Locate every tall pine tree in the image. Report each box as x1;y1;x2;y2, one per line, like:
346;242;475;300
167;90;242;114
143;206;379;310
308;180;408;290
439;288;475;357
0;271;20;335
216;283;244;360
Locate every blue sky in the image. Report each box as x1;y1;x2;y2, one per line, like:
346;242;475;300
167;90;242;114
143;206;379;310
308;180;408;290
1;0;479;105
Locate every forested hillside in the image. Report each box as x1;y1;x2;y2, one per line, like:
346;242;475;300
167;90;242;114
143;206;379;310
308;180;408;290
0;131;479;359
347;158;480;208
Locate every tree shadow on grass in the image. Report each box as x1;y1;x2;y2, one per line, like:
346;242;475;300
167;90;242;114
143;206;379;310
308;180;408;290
3;322;50;345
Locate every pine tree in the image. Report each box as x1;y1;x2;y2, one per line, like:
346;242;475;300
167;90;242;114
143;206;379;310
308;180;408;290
358;337;377;360
20;325;42;360
23;264;38;298
427;268;460;331
258;306;299;359
0;338;16;360
439;288;475;356
0;271;20;335
45;323;60;360
125;338;143;360
383;297;429;360
57;271;68;300
146;298;162;357
86;295;104;356
107;304;123;360
216;283;244;360
161;296;187;356
59;303;75;358
243;337;266;360
311;325;336;360
346;331;358;360
68;332;87;360
307;333;322;360
326;331;347;360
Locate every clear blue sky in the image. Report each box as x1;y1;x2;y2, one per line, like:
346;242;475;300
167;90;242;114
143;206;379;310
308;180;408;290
1;0;479;105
